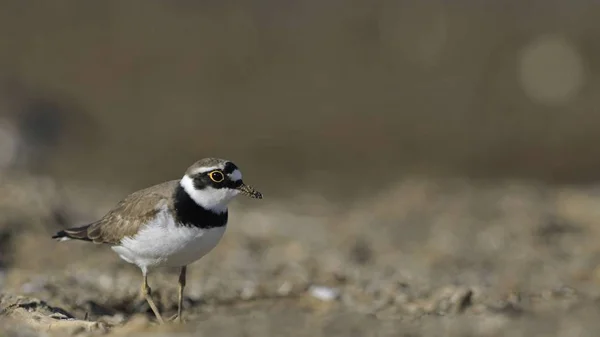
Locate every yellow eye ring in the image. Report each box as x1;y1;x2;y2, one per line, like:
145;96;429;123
208;170;225;183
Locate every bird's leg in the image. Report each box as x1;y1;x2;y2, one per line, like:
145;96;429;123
177;266;187;323
141;272;164;324
169;266;187;323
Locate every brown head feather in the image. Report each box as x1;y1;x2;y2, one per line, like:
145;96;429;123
185;158;230;176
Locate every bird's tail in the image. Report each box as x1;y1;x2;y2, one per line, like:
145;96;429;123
52;224;93;242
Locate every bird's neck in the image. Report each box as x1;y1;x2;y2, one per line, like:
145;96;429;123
173;184;228;229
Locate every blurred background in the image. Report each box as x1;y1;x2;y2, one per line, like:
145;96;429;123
2;1;600;336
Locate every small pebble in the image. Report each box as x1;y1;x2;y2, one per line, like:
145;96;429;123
308;285;340;301
240;282;257;300
450;287;473;314
277;281;293;296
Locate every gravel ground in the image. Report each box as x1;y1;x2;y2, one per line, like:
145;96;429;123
1;170;600;336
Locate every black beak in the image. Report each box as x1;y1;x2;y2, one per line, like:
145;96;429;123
236;183;263;199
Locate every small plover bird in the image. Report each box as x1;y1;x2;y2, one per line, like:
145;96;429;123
52;158;262;323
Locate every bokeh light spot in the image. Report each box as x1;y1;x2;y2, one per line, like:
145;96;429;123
518;35;585;106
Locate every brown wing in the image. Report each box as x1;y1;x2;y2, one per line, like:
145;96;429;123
53;180;179;245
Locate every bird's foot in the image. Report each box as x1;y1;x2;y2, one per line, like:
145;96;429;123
168;313;185;324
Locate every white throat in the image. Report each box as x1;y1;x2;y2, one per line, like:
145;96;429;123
180;175;239;213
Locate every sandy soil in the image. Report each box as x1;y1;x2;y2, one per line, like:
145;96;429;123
1;170;600;336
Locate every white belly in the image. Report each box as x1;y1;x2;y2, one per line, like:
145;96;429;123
111;210;227;271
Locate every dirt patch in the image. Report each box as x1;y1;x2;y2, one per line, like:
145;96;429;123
2;173;600;336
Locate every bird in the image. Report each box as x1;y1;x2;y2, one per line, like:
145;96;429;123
52;158;263;324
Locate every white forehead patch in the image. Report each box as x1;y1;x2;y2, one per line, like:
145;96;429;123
228;169;242;181
190;165;224;175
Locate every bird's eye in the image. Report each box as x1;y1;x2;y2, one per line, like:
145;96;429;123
208;170;225;183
